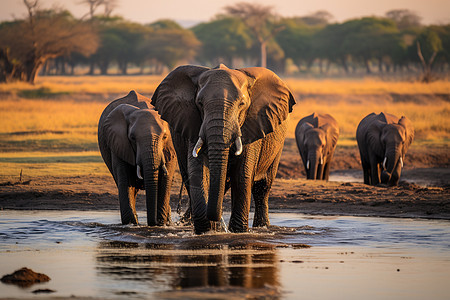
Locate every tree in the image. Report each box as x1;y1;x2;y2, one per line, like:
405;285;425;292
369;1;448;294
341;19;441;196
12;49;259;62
143;20;200;71
340;17;401;74
385;9;421;30
192;17;253;66
276;18;318;72
224;2;283;68
299;10;333;27
79;0;118;19
415;28;443;82
0;1;98;83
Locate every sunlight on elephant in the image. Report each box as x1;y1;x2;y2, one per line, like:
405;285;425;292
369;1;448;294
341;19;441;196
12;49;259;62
151;64;296;234
295;113;339;180
356;112;414;186
98;91;177;226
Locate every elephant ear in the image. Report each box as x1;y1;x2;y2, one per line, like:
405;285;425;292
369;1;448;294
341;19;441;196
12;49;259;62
296;122;314;151
322;123;339;150
103;104;138;166
295;122;313;165
398;116;414;148
151;65;210;142
367;120;385;157
239;67;296;143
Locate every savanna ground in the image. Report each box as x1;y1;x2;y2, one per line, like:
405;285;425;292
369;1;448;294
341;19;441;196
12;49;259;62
0;76;449;221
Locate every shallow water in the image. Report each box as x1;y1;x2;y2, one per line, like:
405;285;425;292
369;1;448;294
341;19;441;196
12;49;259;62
0;211;449;299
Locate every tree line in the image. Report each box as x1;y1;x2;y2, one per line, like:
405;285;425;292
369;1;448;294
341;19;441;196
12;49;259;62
0;1;448;83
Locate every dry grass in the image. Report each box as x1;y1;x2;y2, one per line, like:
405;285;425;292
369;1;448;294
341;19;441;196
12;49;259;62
0;75;164;95
287;96;450;145
0;75;449;95
0;76;448;178
284;78;450;95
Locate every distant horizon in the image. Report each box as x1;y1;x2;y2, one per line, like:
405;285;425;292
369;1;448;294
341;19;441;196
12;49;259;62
1;0;449;26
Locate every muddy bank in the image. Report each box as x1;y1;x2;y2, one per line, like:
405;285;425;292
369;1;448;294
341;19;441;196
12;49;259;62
1;172;449;221
0;144;449;221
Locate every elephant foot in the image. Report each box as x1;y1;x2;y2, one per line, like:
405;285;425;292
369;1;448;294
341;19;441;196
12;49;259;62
193;219;211;235
228;220;249;233
121;214;138;225
253;219;270;228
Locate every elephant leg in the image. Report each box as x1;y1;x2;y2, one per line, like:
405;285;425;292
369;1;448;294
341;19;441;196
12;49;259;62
369;155;380;186
252;150;281;228
323;162;331;181
157;160;176;225
317;163;324;180
229;146;259;233
113;156;138;224
363;166;371;185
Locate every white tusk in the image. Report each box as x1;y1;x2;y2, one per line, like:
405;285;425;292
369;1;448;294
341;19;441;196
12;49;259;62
235;136;243;156
161;163;168;175
307;160;310;170
192;137;203;158
383;157;387;170
137;165;143;179
400;157;404;168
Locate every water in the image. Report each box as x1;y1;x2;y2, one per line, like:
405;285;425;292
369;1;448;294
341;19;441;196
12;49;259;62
1;211;450;299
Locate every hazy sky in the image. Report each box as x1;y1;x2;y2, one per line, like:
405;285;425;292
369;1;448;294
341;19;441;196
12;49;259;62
1;0;449;26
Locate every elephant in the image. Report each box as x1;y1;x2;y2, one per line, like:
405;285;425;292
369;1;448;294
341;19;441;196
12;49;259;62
151;64;295;234
356;112;414;186
295;113;339;180
98;90;177;226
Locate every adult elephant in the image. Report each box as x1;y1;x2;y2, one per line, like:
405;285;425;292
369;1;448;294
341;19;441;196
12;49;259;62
356;112;414;186
295;113;339;180
98;91;177;226
151;64;296;234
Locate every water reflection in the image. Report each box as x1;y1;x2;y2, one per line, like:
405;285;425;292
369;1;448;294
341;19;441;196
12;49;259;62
96;241;279;291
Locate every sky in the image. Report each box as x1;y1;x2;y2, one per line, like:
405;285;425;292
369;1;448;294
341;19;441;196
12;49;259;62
1;0;449;26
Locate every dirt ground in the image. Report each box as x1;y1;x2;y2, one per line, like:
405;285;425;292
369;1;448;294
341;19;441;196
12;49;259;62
1;144;449;221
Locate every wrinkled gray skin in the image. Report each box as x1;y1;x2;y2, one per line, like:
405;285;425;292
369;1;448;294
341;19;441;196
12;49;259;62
295;113;339;180
151;64;295;234
98;91;177;226
356;112;414;186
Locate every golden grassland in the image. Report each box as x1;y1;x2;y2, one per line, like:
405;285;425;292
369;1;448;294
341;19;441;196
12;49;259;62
0;75;449;95
0;76;449;179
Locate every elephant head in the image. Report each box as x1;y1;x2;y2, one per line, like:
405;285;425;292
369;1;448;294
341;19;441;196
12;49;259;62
297;123;327;179
152;64;295;223
367;115;414;186
103;104;170;225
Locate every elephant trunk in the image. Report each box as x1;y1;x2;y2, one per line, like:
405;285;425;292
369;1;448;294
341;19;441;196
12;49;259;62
141;143;160;226
204;116;234;222
307;151;322;180
382;146;402;184
207;147;229;221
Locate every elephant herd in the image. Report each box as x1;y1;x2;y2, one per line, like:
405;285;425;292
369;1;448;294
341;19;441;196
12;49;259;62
97;64;414;234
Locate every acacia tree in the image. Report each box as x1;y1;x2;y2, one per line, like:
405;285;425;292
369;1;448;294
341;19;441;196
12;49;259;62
143;20;200;72
0;0;98;83
192;17;253;66
224;2;283;68
415;28;443;82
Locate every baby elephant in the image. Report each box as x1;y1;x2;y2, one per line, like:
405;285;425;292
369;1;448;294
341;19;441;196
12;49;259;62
98;91;177;226
356;112;414;186
295;113;339;180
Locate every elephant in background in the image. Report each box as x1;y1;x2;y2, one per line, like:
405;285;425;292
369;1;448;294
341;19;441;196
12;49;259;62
295;113;339;180
98;91;177;226
356;112;414;186
151;64;295;234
